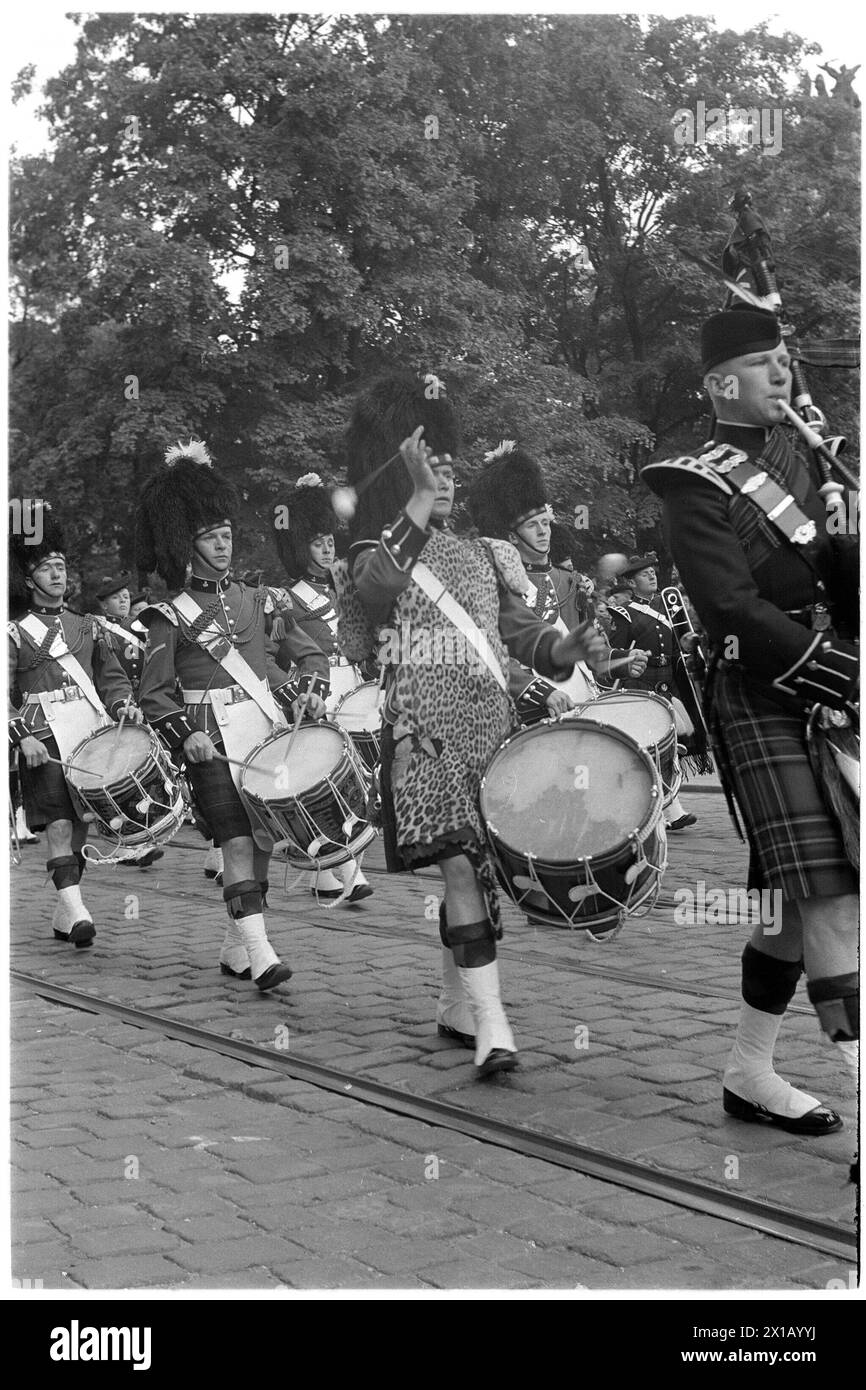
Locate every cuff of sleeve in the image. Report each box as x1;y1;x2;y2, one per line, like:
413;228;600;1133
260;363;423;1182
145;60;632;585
773;637;860;710
295;674;330;701
153;710;197;751
381;511;429;573
108;698;133;720
9;717;29;748
532;628;572;682
517;677;555;719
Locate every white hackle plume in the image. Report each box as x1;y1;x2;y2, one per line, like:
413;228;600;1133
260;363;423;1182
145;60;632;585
483;440;517;463
165;439;212;467
296;472;323;489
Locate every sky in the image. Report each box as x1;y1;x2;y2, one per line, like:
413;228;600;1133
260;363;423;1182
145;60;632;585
4;2;863;156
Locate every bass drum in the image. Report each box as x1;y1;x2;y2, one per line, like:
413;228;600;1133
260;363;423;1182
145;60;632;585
479;717;667;939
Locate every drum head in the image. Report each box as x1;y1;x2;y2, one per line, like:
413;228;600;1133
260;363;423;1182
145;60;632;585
243;724;346;798
335;682;382;734
577;693;672;749
481;721;656;861
68;725;153;788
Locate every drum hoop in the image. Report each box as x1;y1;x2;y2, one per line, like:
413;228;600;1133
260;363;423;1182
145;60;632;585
575;692;676;748
240;723;353;804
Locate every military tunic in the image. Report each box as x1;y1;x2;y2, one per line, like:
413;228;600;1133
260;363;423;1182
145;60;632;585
642;421;858;900
137;575;329;844
8;603;133;829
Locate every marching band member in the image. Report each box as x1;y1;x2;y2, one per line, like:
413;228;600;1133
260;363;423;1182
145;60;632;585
273;474;373;904
95;572;164;867
607;555;701;831
467;442;648;722
135;441;330;991
8;505;141;946
344;373;607;1077
643;306;859;1134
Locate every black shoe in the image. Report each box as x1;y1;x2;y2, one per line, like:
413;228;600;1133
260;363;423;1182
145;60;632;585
437;1022;476;1050
254;962;293;993
667;812;698;831
345;883;374;905
310;886;343;900
220;961;252;980
477;1048;518;1078
136;848;164;868
54;921;96;949
723;1087;843;1135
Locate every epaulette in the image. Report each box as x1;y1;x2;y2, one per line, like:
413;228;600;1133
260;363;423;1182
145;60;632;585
641;451;735;497
7;621;20;647
607;604;631;621
136;601;179;629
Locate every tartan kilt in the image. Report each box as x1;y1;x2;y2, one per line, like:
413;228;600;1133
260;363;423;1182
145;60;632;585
185;746;253;846
709;664;857;902
18;734;78;830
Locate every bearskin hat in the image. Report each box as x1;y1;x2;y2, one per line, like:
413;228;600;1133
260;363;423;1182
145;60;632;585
467;441;548;540
344;371;462;541
8;502;66;615
274;474;337;579
135;440;238;590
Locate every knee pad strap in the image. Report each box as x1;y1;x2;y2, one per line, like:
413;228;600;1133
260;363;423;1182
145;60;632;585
741;943;802;1015
807;974;859;1041
47;854;80;890
445;917;495;968
223;880;263;919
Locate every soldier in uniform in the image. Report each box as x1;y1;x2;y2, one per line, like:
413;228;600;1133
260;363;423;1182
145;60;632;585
606;554;700;831
135;441;330;991
8;504;141;946
344;375;608;1077
642;306;858;1134
467;443;648;722
272;474;374;904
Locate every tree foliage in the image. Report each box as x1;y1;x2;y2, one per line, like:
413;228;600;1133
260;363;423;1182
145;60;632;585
10;13;859;596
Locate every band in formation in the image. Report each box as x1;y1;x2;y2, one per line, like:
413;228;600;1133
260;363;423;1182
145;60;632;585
8;306;858;1125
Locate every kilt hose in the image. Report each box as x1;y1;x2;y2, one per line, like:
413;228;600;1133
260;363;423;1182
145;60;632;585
709;663;857;902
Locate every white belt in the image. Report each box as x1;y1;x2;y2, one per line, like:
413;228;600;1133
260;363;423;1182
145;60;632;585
24;688;85;706
181;686;251;705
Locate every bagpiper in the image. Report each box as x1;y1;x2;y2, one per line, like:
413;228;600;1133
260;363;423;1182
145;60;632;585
272;473;373;904
642;306;858;1134
8;503;141;946
135;441;330;991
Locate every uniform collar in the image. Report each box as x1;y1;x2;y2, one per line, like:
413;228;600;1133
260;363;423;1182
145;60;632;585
28;601;65;617
190;573;232;595
304;571;331;588
713;421;771;449
524;559;552;573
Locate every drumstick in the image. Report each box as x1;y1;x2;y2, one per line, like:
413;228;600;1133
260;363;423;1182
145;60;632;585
611;641;636;692
110;703;128;756
280;693;308;767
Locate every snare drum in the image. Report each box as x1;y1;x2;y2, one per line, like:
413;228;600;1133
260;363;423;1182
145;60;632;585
333;681;383;771
479;718;667;939
66;725;185;857
573;690;681;807
240;722;376;869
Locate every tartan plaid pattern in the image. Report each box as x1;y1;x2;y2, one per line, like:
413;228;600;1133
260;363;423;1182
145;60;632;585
710;664;857;902
186;754;252;846
797;337;860;369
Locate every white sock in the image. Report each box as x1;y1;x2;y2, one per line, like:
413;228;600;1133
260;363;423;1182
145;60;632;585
234;913;279;980
204;846;223;874
53;884;92;935
724;1003;819;1118
667;794;687;821
834;1038;858;1081
219;919;251;974
308;869;342;892
458;959;517;1067
332;859;367;889
436;945;475;1038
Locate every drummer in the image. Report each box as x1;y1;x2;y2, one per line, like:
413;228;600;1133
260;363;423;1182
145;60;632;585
344;372;608;1077
135;441;329;991
467;443;649;722
272;474;374;904
8;504;142;947
94;571;164;868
